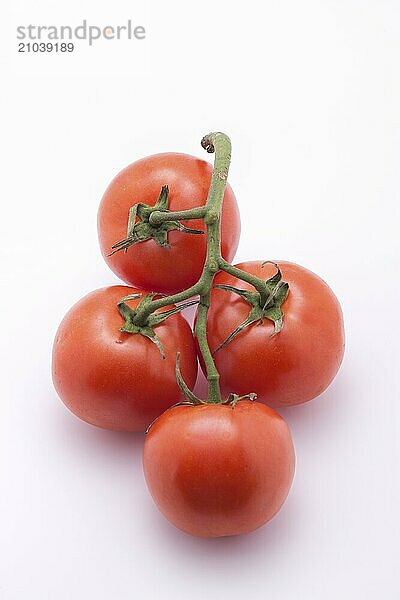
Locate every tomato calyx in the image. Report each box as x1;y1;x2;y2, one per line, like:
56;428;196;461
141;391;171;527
223;392;257;408
213;262;289;353
117;293;198;359
109;185;204;255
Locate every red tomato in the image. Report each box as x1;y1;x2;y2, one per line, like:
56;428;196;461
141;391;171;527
203;261;345;407
98;153;240;294
52;286;197;432
143;401;295;537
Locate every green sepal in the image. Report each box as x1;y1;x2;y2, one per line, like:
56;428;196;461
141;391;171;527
214;262;290;352
126;203;140;238
213;284;259;306
149;299;199;327
175;353;204;405
134;324;166;358
213;304;265;353
154;185;169;210
116;294;142;322
110;185;204;255
263;306;283;335
261;262;289;313
263;261;282;290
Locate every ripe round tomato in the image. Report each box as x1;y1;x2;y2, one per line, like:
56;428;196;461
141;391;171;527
203;261;345;407
143;401;295;537
98;153;240;294
52;286;197;432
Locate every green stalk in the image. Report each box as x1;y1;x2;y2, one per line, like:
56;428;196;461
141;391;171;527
149;206;207;226
218;258;269;305
133;132;231;403
193;133;232;403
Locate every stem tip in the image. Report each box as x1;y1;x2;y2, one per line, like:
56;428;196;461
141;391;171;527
201;135;215;153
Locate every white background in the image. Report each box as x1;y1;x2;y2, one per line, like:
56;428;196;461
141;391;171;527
1;1;400;598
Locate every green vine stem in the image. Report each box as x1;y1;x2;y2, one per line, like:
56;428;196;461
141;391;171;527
131;132;231;403
121;131;288;405
218;258;270;305
149;206;207;226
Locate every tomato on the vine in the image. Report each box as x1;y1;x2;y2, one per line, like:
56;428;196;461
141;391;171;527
202;261;345;408
52;286;198;432
98;153;240;294
143;400;295;537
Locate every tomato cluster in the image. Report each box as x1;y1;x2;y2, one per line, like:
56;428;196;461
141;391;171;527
52;138;344;538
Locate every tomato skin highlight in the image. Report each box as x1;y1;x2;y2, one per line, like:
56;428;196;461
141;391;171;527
98;153;240;294
52;286;198;432
203;261;345;408
143;401;295;537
